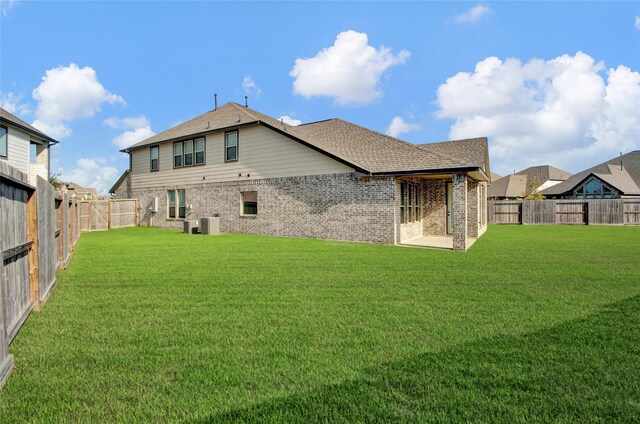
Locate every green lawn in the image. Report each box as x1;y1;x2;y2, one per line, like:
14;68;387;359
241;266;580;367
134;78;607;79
1;225;639;422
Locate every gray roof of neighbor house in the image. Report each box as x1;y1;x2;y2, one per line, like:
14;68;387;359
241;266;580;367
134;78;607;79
541;151;640;196
124;102;489;177
0;107;59;145
490;172;502;182
109;169;130;194
516;165;571;184
487;174;528;198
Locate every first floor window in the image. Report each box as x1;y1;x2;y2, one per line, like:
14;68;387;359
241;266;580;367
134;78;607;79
168;189;186;218
150;146;159;171
242;191;257;215
400;181;421;224
0;125;7;159
225;130;238;162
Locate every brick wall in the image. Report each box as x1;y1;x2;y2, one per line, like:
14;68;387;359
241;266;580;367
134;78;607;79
423;179;447;236
467;178;478;238
114;174;131;199
452;173;468;251
132;172;397;244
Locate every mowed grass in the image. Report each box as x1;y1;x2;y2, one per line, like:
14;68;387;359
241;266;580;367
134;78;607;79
1;225;639;422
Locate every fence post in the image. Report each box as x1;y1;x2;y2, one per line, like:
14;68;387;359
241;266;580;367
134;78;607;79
135;199;140;226
0;250;14;388
108;200;112;230
27;191;41;311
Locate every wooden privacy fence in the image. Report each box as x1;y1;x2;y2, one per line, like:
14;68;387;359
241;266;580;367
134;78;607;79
488;199;640;225
0;161;140;387
79;199;138;232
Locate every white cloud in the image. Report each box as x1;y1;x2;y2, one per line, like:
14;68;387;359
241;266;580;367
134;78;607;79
635;16;640;29
104;115;155;149
59;157;120;196
290;30;410;105
436;52;640;174
31;63;124;139
278;115;302;126
242;76;263;98
454;5;491;24
1;0;17;16
386;116;420;138
0;92;32;116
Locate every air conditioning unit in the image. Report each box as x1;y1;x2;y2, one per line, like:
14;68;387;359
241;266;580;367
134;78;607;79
200;217;220;235
150;197;158;213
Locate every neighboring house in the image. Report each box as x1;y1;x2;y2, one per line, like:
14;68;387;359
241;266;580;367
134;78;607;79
488;165;571;199
64;182;99;200
490;172;502;182
109;169;131;198
542;151;640;199
0;107;59;185
121;102;491;251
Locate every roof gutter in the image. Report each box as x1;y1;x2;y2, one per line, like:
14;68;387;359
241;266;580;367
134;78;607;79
0;117;59;145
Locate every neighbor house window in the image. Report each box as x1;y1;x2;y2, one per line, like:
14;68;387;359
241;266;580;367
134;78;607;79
0;125;7;159
242;191;257;215
167;189;186;218
574;177;616;199
173;139;205;168
400;181;421;224
150;146;159;171
195;137;205;165
225;131;238;162
173;142;183;168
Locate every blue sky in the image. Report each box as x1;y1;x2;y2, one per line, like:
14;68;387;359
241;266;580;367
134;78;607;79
1;1;639;193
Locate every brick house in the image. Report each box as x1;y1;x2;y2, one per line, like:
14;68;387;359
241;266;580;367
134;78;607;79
121;102;490;251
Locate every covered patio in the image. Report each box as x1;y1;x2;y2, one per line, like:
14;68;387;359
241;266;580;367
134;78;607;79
400;234;478;250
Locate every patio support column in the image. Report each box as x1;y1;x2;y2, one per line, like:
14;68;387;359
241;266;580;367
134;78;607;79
452;173;468;251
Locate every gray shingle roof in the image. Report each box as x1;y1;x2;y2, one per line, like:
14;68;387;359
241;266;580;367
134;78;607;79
487;174;528;198
125;102;489;176
0;107;59;144
541;151;640;196
516;165;571;189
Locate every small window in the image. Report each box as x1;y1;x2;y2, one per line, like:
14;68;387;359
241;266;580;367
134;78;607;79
168;189;187;218
150;146;159;171
225;131;238;162
173;142;183;168
0;125;7;159
195;138;205;165
178;189;186;218
242;191;257;215
168;190;176;218
184;140;193;166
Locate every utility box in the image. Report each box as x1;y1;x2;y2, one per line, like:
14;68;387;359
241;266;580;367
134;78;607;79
200;217;220;235
183;220;199;234
150;197;159;213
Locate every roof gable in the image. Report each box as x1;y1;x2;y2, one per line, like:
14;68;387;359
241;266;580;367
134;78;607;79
541;151;640;196
0;107;59;144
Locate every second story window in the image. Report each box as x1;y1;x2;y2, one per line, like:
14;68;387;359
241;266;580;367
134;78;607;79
174;142;183;167
150;146;159;171
184;140;193;166
173;138;206;168
195;138;205;165
225;131;238;162
0;125;7;159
